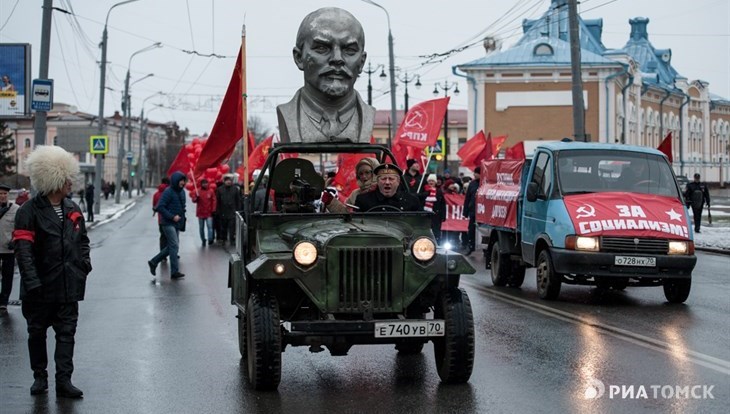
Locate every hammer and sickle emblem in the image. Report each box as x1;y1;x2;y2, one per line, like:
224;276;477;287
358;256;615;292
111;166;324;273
404;108;428;131
575;204;596;219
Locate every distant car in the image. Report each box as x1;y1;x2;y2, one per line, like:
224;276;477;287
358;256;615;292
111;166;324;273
676;175;689;189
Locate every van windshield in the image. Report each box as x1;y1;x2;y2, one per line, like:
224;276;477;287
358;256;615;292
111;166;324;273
557;150;681;198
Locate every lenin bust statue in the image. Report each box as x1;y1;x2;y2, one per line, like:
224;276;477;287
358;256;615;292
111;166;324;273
277;7;375;143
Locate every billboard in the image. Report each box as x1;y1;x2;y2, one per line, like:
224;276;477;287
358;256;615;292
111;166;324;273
0;43;31;118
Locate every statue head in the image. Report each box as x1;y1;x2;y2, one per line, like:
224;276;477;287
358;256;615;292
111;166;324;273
293;7;366;102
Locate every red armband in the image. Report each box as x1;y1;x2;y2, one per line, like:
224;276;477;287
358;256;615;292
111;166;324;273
12;230;35;243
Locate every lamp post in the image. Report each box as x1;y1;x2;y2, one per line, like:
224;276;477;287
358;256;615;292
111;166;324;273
398;72;421;114
138;92;163;194
115;42;160;203
363;62;386;105
96;0;140;212
361;0;397;148
125;73;154;198
433;80;460;171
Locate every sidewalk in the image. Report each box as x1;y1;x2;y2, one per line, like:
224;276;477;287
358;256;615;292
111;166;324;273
84;190;148;230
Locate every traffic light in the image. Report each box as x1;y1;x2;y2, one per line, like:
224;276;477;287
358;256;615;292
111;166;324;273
131;171;136;177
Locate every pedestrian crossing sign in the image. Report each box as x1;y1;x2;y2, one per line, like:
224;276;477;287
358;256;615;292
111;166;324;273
426;136;445;156
90;135;108;154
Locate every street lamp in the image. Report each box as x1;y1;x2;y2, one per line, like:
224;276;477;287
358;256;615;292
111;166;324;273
115;42;161;203
363;62;386;106
398;72;421;114
138;92;163;193
361;0;397;148
433;80;459;171
96;0;140;213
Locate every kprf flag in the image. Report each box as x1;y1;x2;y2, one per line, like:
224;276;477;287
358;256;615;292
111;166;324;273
394;97;450;149
194;50;245;176
167;146;191;178
657;132;673;162
504;141;526;160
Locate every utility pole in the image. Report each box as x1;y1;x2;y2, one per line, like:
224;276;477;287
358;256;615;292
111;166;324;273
115;75;129;204
567;0;586;142
363;62;385;106
434;81;459;172
33;0;53;148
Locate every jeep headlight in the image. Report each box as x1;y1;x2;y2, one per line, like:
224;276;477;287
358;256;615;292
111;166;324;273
566;236;600;252
412;237;436;262
668;241;690;255
293;241;317;266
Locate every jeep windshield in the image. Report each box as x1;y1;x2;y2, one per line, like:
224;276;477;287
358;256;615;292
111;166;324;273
249;143;414;214
557;149;681;198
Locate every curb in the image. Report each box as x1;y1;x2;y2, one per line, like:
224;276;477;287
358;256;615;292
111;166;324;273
87;199;140;230
695;246;730;256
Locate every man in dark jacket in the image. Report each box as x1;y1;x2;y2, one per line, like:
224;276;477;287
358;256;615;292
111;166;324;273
402;159;423;194
84;184;94;222
13;146;91;398
356;163;422;212
684;173;711;233
462;167;481;255
216;175;241;245
148;171;187;279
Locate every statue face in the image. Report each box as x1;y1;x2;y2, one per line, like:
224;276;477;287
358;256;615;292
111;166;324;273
294;10;366;99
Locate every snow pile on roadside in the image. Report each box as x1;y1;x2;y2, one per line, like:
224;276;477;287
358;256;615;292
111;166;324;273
692;225;729;250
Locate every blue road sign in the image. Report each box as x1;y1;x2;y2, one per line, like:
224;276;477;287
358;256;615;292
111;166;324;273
90;135;108;154
31;79;53;111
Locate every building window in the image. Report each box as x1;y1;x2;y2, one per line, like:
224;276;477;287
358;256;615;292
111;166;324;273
24;138;31;148
533;43;554;56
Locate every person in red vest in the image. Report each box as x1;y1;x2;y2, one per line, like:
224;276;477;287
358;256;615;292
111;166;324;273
191;179;217;246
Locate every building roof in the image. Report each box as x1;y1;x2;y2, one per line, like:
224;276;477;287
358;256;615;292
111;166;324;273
618;17;681;88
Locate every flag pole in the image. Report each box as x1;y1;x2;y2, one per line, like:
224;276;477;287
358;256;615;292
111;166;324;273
416;147;433;193
241;23;249;195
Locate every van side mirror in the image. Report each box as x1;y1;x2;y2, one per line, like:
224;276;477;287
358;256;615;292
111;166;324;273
526;182;539;202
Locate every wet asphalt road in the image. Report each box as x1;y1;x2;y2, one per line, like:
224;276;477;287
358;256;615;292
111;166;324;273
1;195;728;413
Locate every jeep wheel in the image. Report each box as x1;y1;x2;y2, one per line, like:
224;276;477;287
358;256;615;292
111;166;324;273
237;309;247;359
536;250;561;300
507;262;526;288
663;279;691;304
246;292;282;390
490;241;509;286
433;288;475;384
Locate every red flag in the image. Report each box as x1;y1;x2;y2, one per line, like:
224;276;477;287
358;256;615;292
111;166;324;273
393;97;450;149
194;50;243;176
247;130;255;156
657;132;673;163
246;135;274;180
504;141;526;160
457;130;487;170
332;153;368;197
167;146;191;178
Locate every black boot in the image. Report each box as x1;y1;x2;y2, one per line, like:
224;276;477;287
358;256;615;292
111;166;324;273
30;372;48;395
56;380;83;398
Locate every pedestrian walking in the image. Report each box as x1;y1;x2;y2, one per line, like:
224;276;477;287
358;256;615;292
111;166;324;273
684;173;711;233
13;146;91;398
0;184;20;313
84;184;94;222
102;181;110;200
191;179;216;246
152;177;170;253
216;175;241;245
148;172;187;279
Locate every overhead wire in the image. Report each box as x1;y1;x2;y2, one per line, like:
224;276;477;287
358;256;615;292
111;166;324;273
52;20;83;109
0;0;20;32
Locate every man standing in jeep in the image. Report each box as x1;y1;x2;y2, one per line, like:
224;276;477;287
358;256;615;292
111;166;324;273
355;163;422;212
684;173;710;233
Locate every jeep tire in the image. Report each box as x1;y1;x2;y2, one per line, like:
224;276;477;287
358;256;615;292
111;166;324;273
433;287;475;384
246;292;282;390
237;309;247;359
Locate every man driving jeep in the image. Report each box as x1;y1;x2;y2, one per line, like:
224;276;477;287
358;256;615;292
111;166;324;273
354;163;422;212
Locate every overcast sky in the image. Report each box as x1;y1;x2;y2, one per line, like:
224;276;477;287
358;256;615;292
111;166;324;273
1;0;728;136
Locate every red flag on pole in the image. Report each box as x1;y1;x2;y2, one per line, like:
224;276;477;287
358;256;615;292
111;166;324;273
657;132;673;162
504;141;526;160
194;50;243;176
393;97;450;149
167;146;191;178
457;130;488;170
237;135;273;180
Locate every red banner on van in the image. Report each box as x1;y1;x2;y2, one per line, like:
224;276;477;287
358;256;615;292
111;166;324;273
475;159;525;229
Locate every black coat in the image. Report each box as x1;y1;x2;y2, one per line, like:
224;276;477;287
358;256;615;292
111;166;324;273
355;189;422;212
216;184;242;219
14;196;91;303
463;179;480;218
684;181;710;208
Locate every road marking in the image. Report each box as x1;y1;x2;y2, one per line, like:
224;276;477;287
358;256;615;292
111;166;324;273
463;280;730;376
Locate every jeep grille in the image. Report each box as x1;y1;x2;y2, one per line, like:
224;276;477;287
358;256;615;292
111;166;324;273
337;247;397;312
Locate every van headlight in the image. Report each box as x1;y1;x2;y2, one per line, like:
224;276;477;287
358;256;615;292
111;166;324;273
412;237;436;262
293;241;318;266
566;235;600;252
668;241;690;255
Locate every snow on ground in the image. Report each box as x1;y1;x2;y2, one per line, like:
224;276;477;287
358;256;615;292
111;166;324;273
692;224;730;251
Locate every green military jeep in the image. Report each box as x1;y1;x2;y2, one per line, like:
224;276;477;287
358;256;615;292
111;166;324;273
229;143;476;390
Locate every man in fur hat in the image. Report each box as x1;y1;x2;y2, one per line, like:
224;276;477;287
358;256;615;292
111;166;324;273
13;146;91;398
